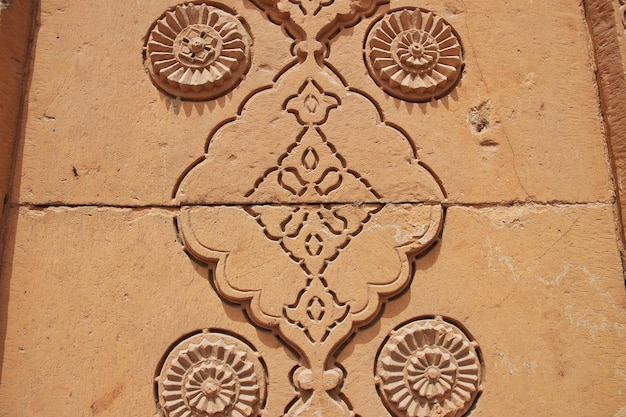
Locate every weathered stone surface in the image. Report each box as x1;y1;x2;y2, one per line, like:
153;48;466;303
15;0;293;206
1;205;624;415
0;207;294;416
0;1;35;233
343;205;626;416
15;0;611;206
1;0;625;415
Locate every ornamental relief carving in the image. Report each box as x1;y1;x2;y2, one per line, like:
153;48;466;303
144;3;252;101
156;331;267;417
145;1;477;416
376;318;483;417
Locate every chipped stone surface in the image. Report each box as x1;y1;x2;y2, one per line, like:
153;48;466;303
342;205;626;417
585;0;626;240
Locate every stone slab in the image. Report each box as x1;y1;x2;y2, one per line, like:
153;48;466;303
1;204;624;415
0;207;295;416
15;0;612;206
343;204;626;416
2;0;625;415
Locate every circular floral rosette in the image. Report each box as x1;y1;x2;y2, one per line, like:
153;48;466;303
376;317;482;417
365;8;463;102
145;3;252;100
157;331;266;417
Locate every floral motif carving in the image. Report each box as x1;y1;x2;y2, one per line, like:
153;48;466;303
145;3;251;101
245;123;380;201
365;8;464;102
286;79;340;125
376;317;482;417
157;331;266;417
285;277;349;343
246;204;382;276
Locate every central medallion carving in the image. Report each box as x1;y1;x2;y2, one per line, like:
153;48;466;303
176;59;444;416
145;1;478;415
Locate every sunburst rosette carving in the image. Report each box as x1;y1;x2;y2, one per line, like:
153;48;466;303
156;331;266;417
365;8;463;102
376;317;482;417
145;3;252;101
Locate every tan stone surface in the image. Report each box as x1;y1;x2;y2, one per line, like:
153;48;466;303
15;0;611;206
343;204;626;417
2;0;626;415
0;207;295;416
332;0;611;204
15;0;293;206
1;205;624;415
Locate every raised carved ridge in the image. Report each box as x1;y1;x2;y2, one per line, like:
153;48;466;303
145;3;251;101
365;8;464;102
156;331;266;417
376;317;482;417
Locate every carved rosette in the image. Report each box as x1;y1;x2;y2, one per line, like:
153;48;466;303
145;3;252;100
365;8;463;102
376;317;482;417
157;332;266;417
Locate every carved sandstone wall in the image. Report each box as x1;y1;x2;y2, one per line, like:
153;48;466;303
0;1;625;416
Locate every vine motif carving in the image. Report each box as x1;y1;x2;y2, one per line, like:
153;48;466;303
250;0;386;49
145;3;251;101
620;0;626;30
284;277;349;343
376;317;482;417
365;8;464;102
156;331;266;417
245;122;380;201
